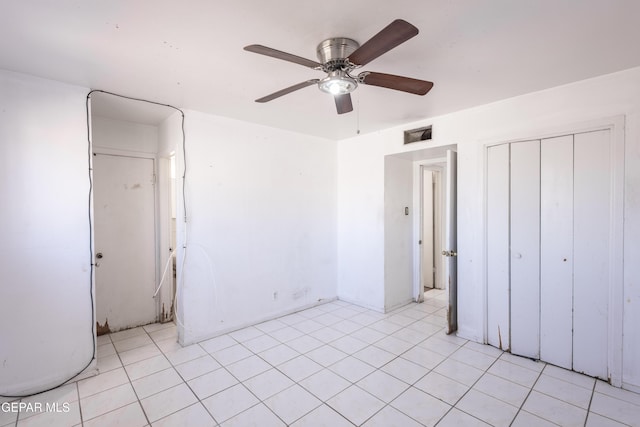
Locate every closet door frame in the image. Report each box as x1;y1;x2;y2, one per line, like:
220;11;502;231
482;115;624;386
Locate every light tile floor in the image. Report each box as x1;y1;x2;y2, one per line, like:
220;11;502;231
3;289;640;426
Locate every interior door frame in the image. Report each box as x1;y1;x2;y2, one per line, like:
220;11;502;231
92;147;161;326
481;115;625;386
412;158;446;302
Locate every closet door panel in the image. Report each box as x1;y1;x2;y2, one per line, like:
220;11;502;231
487;144;510;350
573;130;610;379
540;135;574;369
510;140;541;359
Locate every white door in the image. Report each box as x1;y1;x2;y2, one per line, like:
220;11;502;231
94;153;157;332
444;150;457;334
422;169;435;289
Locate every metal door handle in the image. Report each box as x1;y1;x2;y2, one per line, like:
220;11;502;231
442;250;457;257
96;253;103;259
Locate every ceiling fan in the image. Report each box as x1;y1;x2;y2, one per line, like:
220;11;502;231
244;19;433;115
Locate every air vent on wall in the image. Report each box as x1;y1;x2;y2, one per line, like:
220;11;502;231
404;125;432;144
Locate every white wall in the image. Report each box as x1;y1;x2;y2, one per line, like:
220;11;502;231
0;70;93;396
383;155;414;310
91;116;159;154
177;110;338;344
336;66;640;390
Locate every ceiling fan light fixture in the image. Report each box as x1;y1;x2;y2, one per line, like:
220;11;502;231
318;70;358;95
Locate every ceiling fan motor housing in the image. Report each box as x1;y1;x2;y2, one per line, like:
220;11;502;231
316;38;359;66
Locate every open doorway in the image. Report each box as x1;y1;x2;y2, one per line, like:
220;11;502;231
412;148;457;334
89;91;181;334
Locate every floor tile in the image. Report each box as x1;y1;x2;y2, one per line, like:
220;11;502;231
595;380;640;406
149;326;177;343
456;389;519;427
78;367;130;398
392;327;431;345
498;351;545;372
436;408;491;427
313;313;343;327
152;402;216;427
96;334;111;345
463;341;503;357
353;346;395;368
187;367;238;400
222;403;285;427
131;367;183;399
140;383;198;423
293;319;325;334
259;344;300;366
226;355;271;381
414;371;469;405
362;405;423;427
97;353;123;374
487;359;539;388
329;356;376;383
199;334;237;354
201;384;259;423
543;364;596;390
380;357;429;385
473;373;530;407
143;322;175;334
373;335;414;355
534;373;593;408
211;344;253;366
449;347;498;371
254;319;287;334
390;386;451;427
242;334;280;353
174;355;221;381
164;344;207;366
418;336;463;357
17;400;81;427
110;327;146;342
269;326;305;343
386;314;416;327
229;326;263;343
331;320;362;334
349;327;386;345
305;345;348;367
357;371;410;403
590;391;640;426
290;404;353;427
80;383;138;421
433;358;486;390
125;354;171;381
298;369;351;401
264;384;322;425
328;335;369;355
585;412;629;427
118;343;163;366
327;385;385;426
83;402;147;427
112;334;153;353
369;320;403;335
243;368;295;400
401;346;446;369
308;327;345;344
278;313;307;326
286;335;324;354
277;355;323;382
511;410;558;427
523;390;588;426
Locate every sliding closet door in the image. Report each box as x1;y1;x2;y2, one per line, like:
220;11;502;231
573;130;610;378
487;144;510;350
540;135;574;369
510;140;540;359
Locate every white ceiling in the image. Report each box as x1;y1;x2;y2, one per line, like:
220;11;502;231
2;0;639;140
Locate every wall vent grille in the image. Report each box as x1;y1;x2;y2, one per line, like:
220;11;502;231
404;125;432;144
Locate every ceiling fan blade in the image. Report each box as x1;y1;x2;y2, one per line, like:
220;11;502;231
360;72;433;95
347;19;419;66
334;94;353;114
244;44;322;69
255;80;319;103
